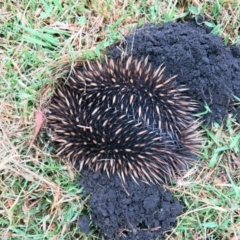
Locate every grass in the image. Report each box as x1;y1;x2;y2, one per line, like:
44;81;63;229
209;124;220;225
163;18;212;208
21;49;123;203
0;0;239;239
168;117;240;239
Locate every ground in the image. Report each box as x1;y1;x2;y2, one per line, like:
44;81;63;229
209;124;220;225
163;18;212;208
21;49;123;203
0;1;240;240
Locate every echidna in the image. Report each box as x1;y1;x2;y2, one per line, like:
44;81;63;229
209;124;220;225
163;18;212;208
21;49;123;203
47;55;202;184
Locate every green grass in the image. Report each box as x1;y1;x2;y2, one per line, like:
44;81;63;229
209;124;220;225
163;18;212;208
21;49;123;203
0;0;239;239
168;117;240;239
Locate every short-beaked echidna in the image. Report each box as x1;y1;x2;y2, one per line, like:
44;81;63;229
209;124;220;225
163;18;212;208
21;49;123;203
47;55;202;184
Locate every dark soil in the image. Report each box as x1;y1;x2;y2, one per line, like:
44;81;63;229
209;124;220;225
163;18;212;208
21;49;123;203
108;19;240;125
76;19;240;239
77;215;91;234
78;168;182;240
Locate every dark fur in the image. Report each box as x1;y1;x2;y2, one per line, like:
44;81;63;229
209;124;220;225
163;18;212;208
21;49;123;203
47;56;202;184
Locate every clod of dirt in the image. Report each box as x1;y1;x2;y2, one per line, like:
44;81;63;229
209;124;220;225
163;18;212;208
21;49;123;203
77;215;91;234
108;20;240;125
78;168;182;240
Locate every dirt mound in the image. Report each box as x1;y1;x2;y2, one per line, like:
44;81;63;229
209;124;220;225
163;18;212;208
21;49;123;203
78;168;182;240
108;20;240;125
